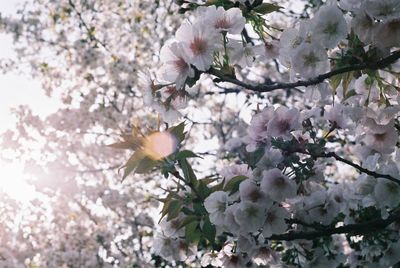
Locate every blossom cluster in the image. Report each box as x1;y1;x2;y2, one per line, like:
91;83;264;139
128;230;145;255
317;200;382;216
1;0;400;267
149;0;400;267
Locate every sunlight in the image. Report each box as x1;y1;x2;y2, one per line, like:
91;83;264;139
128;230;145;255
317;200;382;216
0;160;38;203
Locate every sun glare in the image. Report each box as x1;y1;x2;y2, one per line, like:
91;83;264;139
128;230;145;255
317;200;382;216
0;160;38;203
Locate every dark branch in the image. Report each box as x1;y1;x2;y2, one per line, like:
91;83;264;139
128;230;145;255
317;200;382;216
269;211;400;241
209;50;400;93
295;149;400;186
321;152;400;186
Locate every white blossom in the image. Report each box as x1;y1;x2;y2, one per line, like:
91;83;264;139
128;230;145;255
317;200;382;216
260;168;296;202
291;43;329;78
175;21;220;71
204;191;229;226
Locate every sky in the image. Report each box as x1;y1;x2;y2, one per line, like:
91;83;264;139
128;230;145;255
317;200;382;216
0;0;58;133
0;1;58;200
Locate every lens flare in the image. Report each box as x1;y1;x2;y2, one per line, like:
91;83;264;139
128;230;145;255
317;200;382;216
0;160;37;203
143;132;178;160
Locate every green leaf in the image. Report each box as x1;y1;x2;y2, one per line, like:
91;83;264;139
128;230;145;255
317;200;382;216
196;180;212;199
169;122;186;143
107;134;142;150
177;215;198;230
246;148;264;168
135;156;158;174
211;180;225;192
179;159;197;185
330;74;342;95
175;150;202;160
343;89;357;102
202;217;216;244
167;199;182;221
159;196;173;223
342;71;353;98
224;175;247;195
121;151;145;180
253;3;282;14
185;221;201;244
193;202;207;216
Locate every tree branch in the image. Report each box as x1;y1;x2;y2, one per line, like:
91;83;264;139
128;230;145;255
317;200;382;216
269;211;400;241
296;149;400;186
209;50;400;93
316;151;400;186
68;0;111;53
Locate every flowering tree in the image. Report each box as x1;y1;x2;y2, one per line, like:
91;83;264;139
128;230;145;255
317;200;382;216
1;0;400;267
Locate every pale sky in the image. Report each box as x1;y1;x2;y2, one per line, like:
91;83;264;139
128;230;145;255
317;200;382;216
0;0;58;133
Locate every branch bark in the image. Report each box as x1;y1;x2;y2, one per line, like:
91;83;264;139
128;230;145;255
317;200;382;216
322;152;400;185
269;211;400;241
295;149;400;186
209;50;400;93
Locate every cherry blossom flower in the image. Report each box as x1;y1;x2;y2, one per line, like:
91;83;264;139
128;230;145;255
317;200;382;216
223;204;241;234
204;191;228;226
311;5;348;49
246;107;274;151
351;13;376;44
220;164;251;186
175;21;220;71
304;190;340;225
201;6;246;34
236;235;256;253
362;119;398;154
325;103;351;129
234;201;266;233
251;246;280;266
267;107;301;140
254;40;280;61
159;213;185;238
362;0;400;20
260;168;296;202
380;241;400;266
291;43;329;78
159;41;194;88
262;205;289;237
227;40;256;68
374;178;400;208
201;251;223;267
220;252;248;268
373;18;400;48
239;179;272;206
340;0;365;11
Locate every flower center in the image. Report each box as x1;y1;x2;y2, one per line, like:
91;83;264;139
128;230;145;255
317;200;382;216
278;119;291;133
266;211;276;223
218;202;226;212
190;37;208;55
303;52;318;67
374;132;386;142
249;189;262;202
215;16;231;29
174;58;188;73
323;22;338;35
246;206;259;217
273;177;286;188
